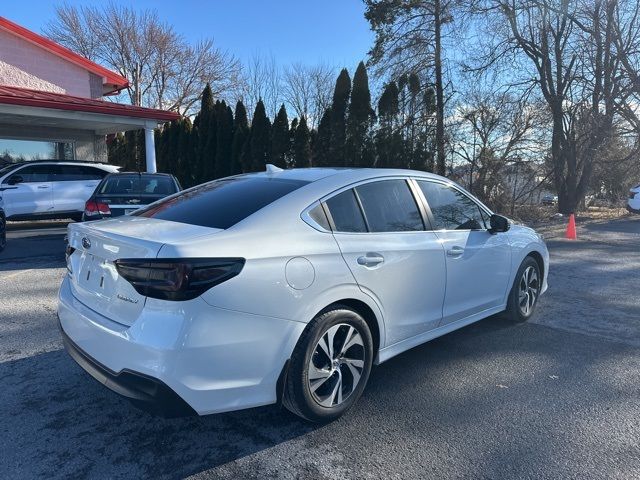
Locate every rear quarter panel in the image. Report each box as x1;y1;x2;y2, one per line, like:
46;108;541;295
157;218;387;349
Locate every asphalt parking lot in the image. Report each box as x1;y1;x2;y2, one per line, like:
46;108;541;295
1;218;639;479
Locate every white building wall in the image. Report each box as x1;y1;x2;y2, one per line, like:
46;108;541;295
0;28;92;97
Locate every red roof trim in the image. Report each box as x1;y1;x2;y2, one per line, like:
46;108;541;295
0;85;179;122
0;16;129;94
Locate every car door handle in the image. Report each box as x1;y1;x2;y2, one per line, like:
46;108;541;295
37;185;50;189
357;254;385;267
446;246;465;257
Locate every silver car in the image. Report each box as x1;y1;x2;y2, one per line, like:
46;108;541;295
59;166;549;422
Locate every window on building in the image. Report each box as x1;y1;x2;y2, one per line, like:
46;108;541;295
0;139;75;163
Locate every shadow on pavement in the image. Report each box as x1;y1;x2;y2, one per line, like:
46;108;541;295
2;314;638;479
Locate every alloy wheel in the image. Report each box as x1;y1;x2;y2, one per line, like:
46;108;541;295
518;265;539;316
307;323;366;408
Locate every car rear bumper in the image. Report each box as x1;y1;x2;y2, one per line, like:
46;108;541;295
57;275;305;416
59;320;196;417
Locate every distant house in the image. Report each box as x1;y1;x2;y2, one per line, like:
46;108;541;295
0;16;178;171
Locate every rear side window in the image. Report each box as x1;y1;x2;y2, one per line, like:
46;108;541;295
99;176;177;195
134;176;308;229
51;165;108;181
354;180;424;232
325;189;367;233
418;181;486;230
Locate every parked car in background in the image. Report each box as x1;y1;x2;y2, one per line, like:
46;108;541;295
541;194;558;206
0;160;119;221
628;183;640;214
83;172;181;221
59;166;549;422
0;194;6;253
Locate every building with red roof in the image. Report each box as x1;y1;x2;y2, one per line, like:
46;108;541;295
0;16;179;172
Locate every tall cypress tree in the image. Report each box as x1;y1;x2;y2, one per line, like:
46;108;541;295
346;62;375;167
271;104;290;169
329;68;351;166
377;81;403;168
193;84;215;183
248;99;271;172
214;101;234;179
231;100;249;174
314;107;332;166
293;116;312;167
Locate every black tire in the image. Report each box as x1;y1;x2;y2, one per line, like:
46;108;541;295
283;305;373;422
505;256;541;323
0;215;6;253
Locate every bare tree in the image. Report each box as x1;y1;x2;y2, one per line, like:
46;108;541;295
44;2;242;115
282;62;335;128
241;53;281;119
453;88;546;208
468;0;640;213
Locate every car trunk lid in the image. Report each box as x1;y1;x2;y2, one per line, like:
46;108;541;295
67;216;218;326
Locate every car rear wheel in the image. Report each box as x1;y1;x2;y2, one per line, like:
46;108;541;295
505;257;541;322
283;306;373;422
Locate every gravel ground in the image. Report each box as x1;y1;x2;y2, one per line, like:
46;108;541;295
0;217;639;479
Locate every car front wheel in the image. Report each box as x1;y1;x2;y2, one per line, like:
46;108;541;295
505;256;541;322
283;306;373;422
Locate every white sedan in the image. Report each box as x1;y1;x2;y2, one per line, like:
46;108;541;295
58;166;549;422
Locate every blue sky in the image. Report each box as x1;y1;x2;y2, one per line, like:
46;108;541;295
3;0;374;70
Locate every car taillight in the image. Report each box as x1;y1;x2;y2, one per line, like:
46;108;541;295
114;258;245;301
65;244;76;274
84;200;111;217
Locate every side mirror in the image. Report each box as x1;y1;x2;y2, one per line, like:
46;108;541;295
8;175;23;185
489;214;510;234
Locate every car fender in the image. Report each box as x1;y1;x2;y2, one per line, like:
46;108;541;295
504;225;549;302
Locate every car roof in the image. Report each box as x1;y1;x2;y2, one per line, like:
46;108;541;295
237;166;448;185
103;171;175;177
2;159;114;166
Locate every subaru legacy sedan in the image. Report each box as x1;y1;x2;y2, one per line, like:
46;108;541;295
58;167;549;422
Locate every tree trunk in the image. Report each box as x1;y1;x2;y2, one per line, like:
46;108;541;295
434;0;446;177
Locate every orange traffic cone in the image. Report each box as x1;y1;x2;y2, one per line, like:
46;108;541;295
565;213;577;240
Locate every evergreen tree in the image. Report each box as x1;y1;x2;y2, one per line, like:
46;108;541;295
248;99;271;172
376;81;402;168
177;117;194;186
214;101;234;179
329;68;351;166
346;61;375;167
293;116;312;167
271;104;290;169
193;83;215;183
314;107;332;166
289;118;299;167
231;100;249;174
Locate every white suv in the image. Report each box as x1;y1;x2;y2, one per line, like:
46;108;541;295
0;161;119;221
628;183;640;214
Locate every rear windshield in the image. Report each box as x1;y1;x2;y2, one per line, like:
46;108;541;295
99;176;176;195
134;176;309;229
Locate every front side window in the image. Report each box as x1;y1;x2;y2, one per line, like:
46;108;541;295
5;165;51;183
418;181;486;230
354;179;424;232
135;176;308;229
325;189;367;233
